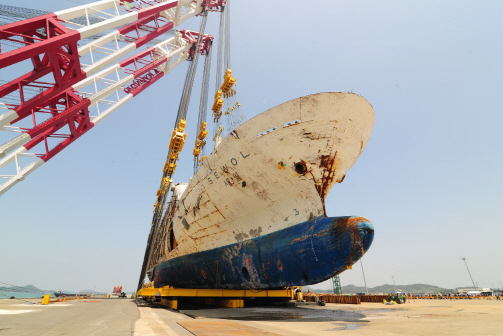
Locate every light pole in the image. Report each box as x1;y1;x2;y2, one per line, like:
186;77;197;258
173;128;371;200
461;257;477;289
392;276;397;292
360;259;369;294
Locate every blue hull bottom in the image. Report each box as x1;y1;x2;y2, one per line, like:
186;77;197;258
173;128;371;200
153;216;374;289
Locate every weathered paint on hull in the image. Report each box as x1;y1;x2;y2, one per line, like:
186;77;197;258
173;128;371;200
145;92;375;289
153;216;374;289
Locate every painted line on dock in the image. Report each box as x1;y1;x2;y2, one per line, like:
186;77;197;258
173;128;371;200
11;303;72;307
178;320;281;335
0;309;36;315
134;307;178;336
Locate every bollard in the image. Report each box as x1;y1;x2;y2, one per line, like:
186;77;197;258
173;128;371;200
297;292;303;302
42;294;51;305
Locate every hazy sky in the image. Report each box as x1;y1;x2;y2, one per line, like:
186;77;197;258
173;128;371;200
1;0;501;293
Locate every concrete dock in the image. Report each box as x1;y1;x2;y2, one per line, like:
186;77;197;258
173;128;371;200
1;298;502;335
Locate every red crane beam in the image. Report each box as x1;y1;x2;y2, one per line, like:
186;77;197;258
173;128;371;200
0;0;224;195
0;28;213;195
0;0;181;129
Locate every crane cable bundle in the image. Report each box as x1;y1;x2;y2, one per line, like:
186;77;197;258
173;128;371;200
192;37;213;172
139;0;247;290
211;0;245;145
138;11;211;291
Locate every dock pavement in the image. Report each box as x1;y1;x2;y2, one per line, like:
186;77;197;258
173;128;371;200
0;297;502;335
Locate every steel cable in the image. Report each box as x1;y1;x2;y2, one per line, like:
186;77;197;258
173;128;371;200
175;13;208;125
212;5;226;141
138;12;210;291
224;0;230;70
193;42;212;173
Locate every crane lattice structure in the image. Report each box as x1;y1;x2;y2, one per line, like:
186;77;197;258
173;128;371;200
332;275;342;294
0;0;226;196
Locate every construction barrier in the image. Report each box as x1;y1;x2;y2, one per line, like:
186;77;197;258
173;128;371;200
303;294;361;304
359;295;389;303
41;295;51;305
406;295;499;300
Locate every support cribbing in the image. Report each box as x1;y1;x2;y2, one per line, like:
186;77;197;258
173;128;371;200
137;12;211;291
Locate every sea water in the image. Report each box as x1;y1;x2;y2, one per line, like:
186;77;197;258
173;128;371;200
0;292;53;299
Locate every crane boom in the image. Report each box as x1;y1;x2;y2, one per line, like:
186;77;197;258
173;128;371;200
0;0;203;130
0;0;222;196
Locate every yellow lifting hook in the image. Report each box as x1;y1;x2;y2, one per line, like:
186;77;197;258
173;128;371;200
213;125;224;141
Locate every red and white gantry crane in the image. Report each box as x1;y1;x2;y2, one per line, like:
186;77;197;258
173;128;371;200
0;0;223;195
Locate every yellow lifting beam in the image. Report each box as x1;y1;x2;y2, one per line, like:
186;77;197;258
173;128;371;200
153;120;187;210
193;143;201;156
198;155;207;166
211;70;237;128
166;119;187;172
220;69;236;94
213;125;224;141
197;122;208;140
193;122;208;157
212;90;224;121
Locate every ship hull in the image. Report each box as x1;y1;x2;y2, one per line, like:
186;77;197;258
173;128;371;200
153;216;373;289
146;92;375;289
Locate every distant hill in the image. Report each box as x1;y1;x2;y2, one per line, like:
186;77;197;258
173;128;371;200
0;284;108;295
0;284;50;294
305;283;455;294
0;284;40;291
79;289;107;294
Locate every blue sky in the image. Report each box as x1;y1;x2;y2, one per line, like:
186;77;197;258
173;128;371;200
1;0;502;293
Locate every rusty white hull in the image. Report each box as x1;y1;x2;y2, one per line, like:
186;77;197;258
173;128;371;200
150;92;375;289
